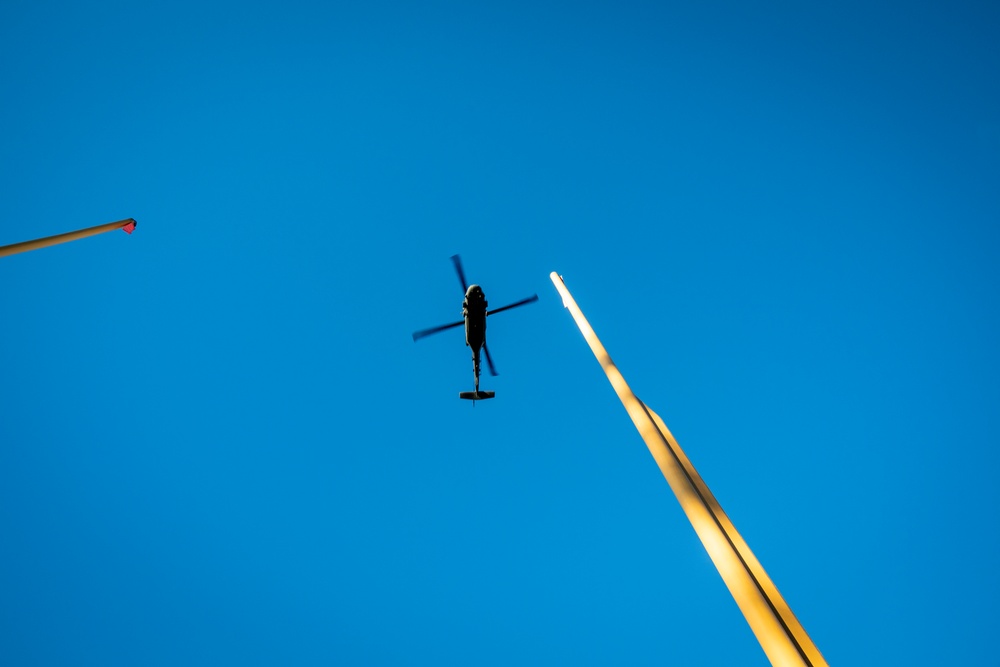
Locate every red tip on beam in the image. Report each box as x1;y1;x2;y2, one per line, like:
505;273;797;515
122;221;137;234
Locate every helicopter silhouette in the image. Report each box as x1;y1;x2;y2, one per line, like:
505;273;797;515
412;255;538;403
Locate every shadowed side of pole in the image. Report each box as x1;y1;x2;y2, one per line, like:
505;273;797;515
0;218;137;258
549;271;828;667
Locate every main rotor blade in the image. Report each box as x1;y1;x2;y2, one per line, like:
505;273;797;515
412;319;464;341
450;254;469;293
487;294;539;316
483;341;498;376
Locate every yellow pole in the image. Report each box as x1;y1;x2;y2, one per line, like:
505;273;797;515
0;218;137;258
549;272;828;667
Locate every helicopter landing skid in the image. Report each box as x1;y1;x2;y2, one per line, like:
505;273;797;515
459;391;495;401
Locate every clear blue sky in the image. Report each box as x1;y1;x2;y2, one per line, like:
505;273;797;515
2;1;998;664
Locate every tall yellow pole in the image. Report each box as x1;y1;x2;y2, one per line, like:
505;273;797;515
0;218;137;258
549;272;827;667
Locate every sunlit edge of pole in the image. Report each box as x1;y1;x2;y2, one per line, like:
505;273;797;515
549;271;827;667
0;218;137;258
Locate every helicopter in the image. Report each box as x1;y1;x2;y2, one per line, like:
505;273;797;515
412;255;538;403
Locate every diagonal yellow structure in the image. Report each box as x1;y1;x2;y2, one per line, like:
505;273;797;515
550;272;828;667
0;218;137;258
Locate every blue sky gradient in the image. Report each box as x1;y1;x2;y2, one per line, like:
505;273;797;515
2;1;999;664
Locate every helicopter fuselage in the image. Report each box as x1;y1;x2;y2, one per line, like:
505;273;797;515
463;284;488;351
463;285;488;391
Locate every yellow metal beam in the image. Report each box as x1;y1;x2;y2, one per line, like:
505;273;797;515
549;271;827;667
0;218;137;258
